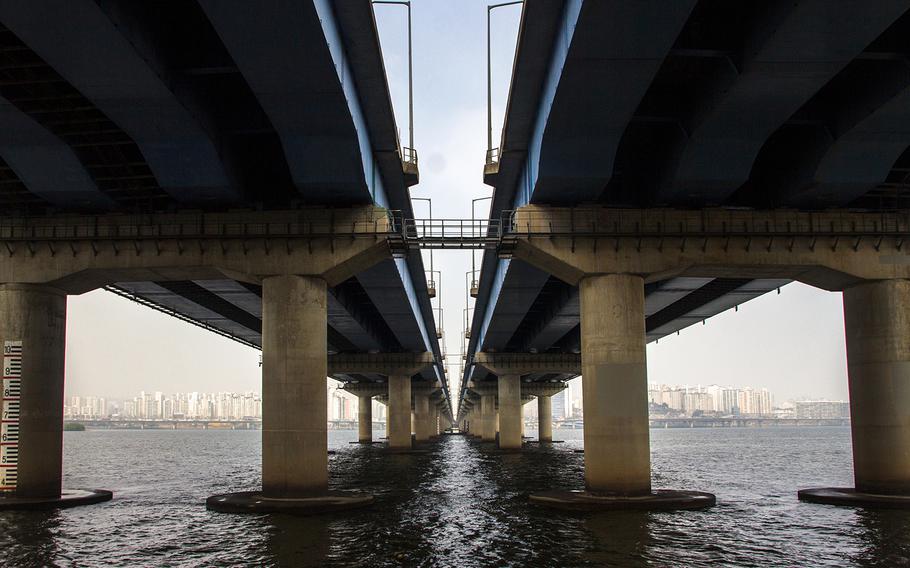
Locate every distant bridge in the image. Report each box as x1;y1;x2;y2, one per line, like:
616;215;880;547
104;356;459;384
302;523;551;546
66;420;261;430
549;418;850;430
64;419;392;431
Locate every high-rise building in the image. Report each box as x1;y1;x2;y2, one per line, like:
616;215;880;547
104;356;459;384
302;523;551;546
794;400;849;419
706;385;738;414
552;389;567;420
684;392;713;413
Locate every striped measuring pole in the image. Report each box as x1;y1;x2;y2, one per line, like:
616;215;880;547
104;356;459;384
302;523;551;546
1;340;22;491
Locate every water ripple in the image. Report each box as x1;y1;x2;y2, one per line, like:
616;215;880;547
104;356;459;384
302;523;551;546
0;427;907;566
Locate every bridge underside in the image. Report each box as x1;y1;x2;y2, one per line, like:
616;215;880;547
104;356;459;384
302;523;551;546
0;0;440;388
467;0;910;396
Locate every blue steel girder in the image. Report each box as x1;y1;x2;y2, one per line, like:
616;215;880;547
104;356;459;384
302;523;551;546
656;1;908;205
532;0;697;204
199;0;387;206
0;95;113;210
0;0;243;204
461;0;910;418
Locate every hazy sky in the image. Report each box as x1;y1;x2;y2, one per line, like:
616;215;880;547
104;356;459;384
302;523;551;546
64;0;850;404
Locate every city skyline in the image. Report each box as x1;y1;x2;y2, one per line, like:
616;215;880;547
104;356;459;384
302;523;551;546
71;377;849;422
64;283;849;403
65;380;385;423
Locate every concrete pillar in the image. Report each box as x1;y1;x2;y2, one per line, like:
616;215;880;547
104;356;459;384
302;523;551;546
414;392;430;442
538;395;553;442
0;284;66;498
388;375;412;449
844;279;910;494
498;375;522;449
580;274;650;496
358;395;372;443
481;393;496;441
261;275;327;497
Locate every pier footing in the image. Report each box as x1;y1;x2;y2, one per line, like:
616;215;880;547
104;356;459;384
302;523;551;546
529;489;715;511
0;489;112;511
206;491;373;515
798;488;910;509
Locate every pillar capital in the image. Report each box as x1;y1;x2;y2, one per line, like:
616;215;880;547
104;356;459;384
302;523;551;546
466;381;497;396
521;382;567;398
509;205;910;290
474;352;580;376
340;382;388;398
328;352;435;378
411;380;442;394
0;206;394;294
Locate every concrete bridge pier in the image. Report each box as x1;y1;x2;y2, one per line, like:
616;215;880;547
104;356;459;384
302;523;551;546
0;284;111;510
538;395;553;443
358;395;373;443
207;275;372;514
504;205;910;509
530;274;714;511
579;275;651;496
389;375;413;449
498;375;522;449
432;403;442;437
329;353;435;452
414;390;431;443
800;279;910;508
462;404;476;436
481;393;496;442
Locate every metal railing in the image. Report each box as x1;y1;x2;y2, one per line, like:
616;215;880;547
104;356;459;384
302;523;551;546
485;147;500;166
504;208;910;239
0;210;396;241
401;146;419;167
12;208;903;252
389;213;513;250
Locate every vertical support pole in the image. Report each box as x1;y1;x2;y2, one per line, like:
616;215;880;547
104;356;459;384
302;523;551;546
414;391;430;442
0;284;66;498
262;275;327;497
538;395;553;443
844;279;910;494
481;393;496;441
580;274;650;496
498;374;521;449
358;395;372;443
388;375;412;449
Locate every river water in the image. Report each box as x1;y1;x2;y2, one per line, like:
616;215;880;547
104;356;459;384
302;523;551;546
0;427;908;567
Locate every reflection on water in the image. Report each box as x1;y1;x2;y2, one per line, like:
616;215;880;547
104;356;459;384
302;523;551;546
0;427;908;566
